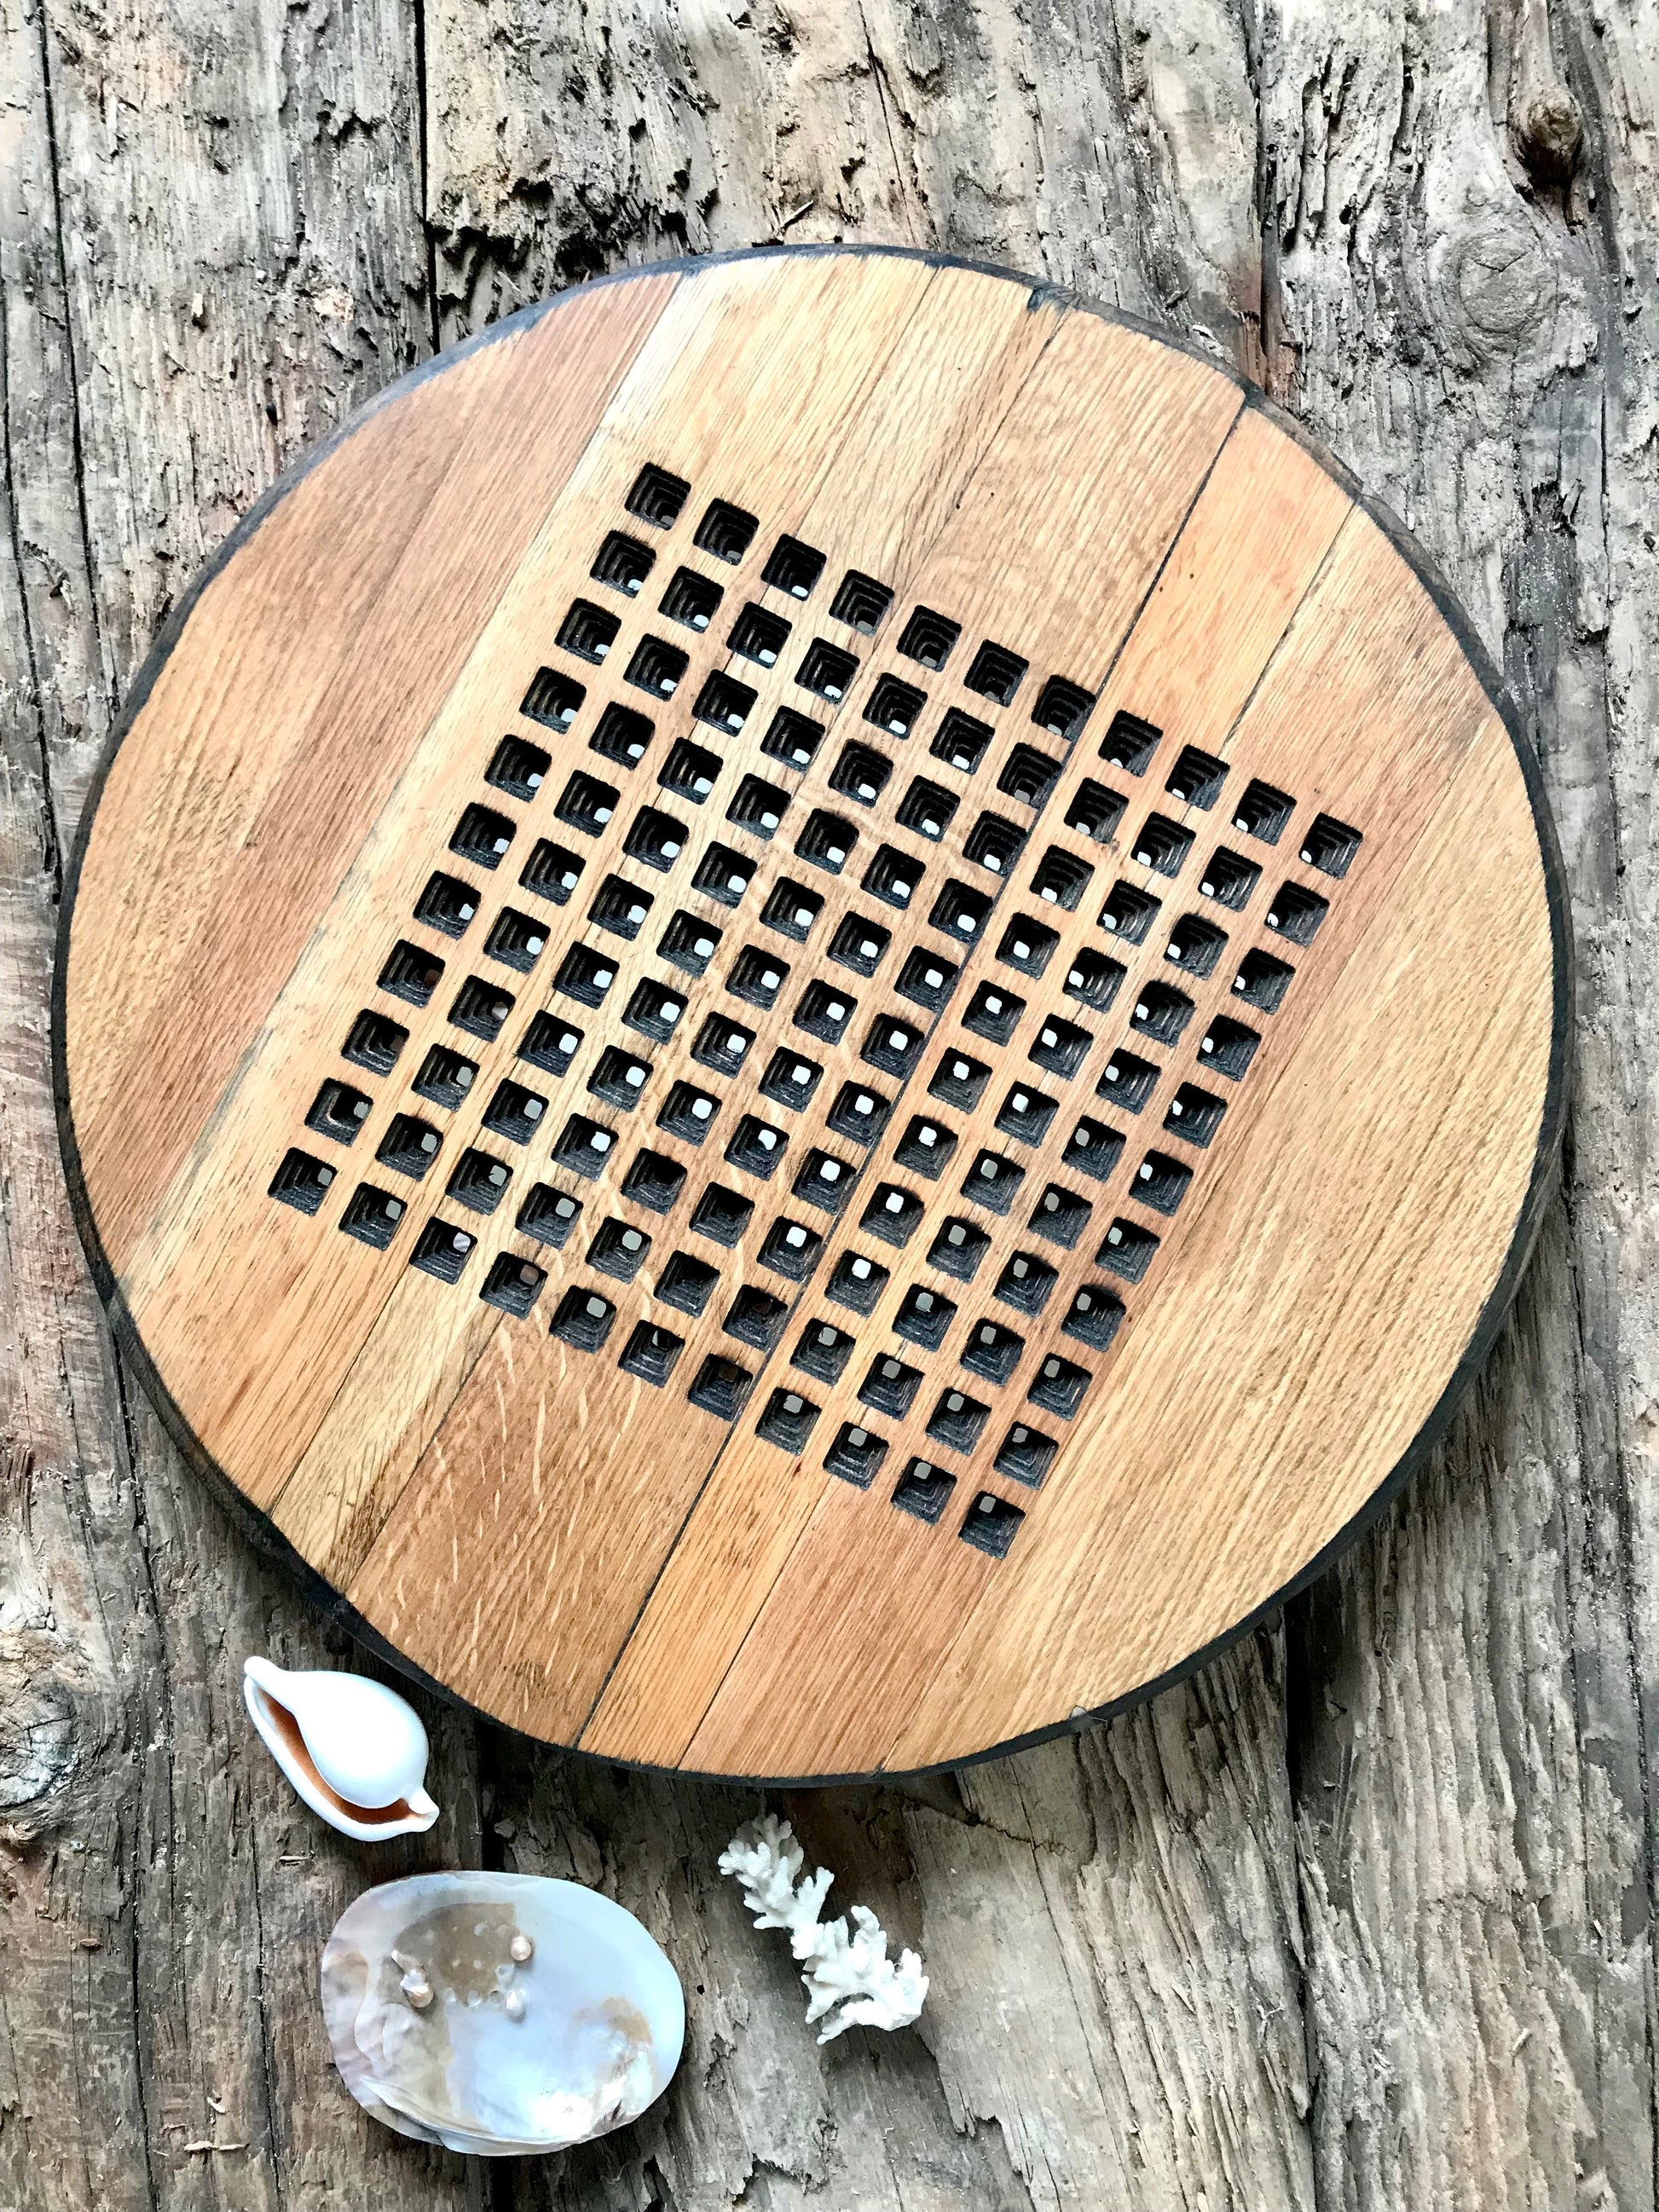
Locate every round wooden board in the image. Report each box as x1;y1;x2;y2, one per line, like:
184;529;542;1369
55;248;1568;1782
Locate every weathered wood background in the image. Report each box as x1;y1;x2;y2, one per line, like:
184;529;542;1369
1;0;1652;2203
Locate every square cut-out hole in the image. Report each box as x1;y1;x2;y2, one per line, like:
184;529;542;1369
521;667;586;733
450;803;517;870
999;744;1063;808
269;1146;335;1215
965;639;1027;706
860;1014;922;1077
896;946;957;1012
829;1258;890;1320
727;1282;791;1342
555;770;619;837
620;1321;686;1388
1300;813;1363;876
483;1078;548;1144
796;809;858;875
793;1148;854;1213
895;1283;958;1349
794;1319;856;1384
929;1052;990;1113
929;1216;991;1281
1232;779;1295;843
691;1184;754;1247
658;910;722;976
964;1148;1024;1215
826;1421;888;1487
962;1318;1024;1386
997;915;1060;979
1199;847;1261;909
1165;912;1228;978
760;1215;824;1280
1267;880;1329;943
1233;947;1295;1013
621;1149;685;1213
553;944;616;1008
625;978;686;1043
1166;745;1228;808
551;1285;616;1353
588;1216;652;1281
517;1183;581;1249
694;499;757;563
727;945;790;1011
1099;881;1161;944
1066;1118;1124;1181
931;707;991;773
343;1008;408;1077
761;878;824;943
519;840;585;907
899;606;961;669
896;777;958;842
896;1115;957;1179
1063;1282;1124;1351
625;463;690;528
657;1250;720;1316
831;570;893;632
996;1422;1057;1487
624;806;687;873
378;939;445;1008
928;880;993;944
481;1253;546;1320
660;737;723;806
1030;1354;1091;1418
487;734;551;801
1099;709;1160;775
661;565;722;632
1099;1216;1160;1281
448;1146;512;1215
797;638;858;702
591;528;655;597
827;1079;891;1146
339;1181;406;1250
627;635;689;700
861;1182;924;1246
763;535;825;599
1129;813;1194;875
965;812;1028;876
728;606;792;679
725;1114;788;1180
558;598;620;664
1198;1014;1261;1079
728;775;790;841
1130;979;1194;1047
928;1388;989;1453
486;908;550;970
830;741;893;807
449;975;516;1040
1031;846;1095;911
760;706;824;771
551;1112;617;1179
658;1080;720;1144
793;980;856;1048
760;1049;823;1113
1095;1048;1161;1113
756;1387;820;1453
306;1078;373;1145
865;673;924;738
829;914;892;978
1032;677;1095;742
588;1043;652;1112
962;981;1025;1045
994;1250;1057;1315
414;871;479;938
996;1084;1057;1146
517;1011;582;1079
694;670;758;737
1132;1150;1194;1221
1063;950;1125;1015
589;701;655;770
411;1216;476;1283
860;1354;922;1418
893;1459;957;1525
962;1492;1026;1556
1030;1181;1091;1248
1066;780;1127;845
1165;1084;1227;1146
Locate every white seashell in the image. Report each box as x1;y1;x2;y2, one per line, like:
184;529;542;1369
321;1872;684;2155
242;1656;440;1842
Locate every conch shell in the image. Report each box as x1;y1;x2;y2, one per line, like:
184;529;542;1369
242;1656;440;1842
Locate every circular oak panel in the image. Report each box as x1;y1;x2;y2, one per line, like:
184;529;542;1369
57;249;1567;1780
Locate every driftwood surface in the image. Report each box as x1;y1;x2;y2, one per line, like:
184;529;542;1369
0;0;1652;2204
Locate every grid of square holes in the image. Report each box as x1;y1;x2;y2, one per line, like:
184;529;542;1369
269;459;1364;1565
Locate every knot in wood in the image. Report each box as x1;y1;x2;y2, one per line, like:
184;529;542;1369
1514;83;1584;182
1450;218;1555;349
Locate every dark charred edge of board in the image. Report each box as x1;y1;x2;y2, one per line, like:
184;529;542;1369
51;244;1574;1788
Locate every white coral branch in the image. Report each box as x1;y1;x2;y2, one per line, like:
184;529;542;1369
719;1817;928;2043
